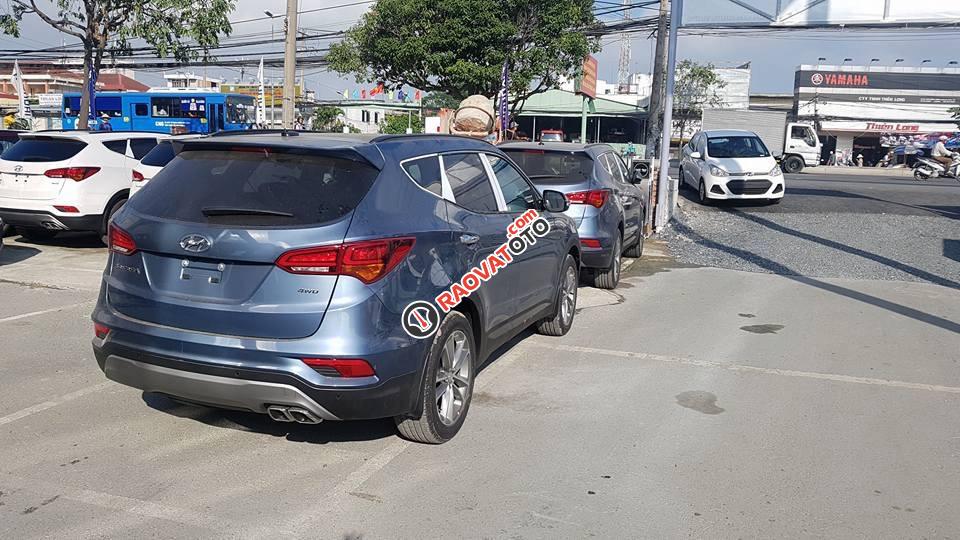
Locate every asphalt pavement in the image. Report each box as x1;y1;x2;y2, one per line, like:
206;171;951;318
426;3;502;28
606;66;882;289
1;173;959;538
666;170;960;286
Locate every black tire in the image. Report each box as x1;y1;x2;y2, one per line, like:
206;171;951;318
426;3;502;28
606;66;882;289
100;197;127;246
589;233;621;290
536;254;579;336
395;311;475;444
677;167;685;190
914;168;931;181
624;228;644;258
782;156;804;174
17;227;58;243
698;180;712;206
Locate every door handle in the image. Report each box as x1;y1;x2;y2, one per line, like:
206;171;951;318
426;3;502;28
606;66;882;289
459;234;479;245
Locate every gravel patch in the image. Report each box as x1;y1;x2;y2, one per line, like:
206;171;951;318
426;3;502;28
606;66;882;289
664;205;960;289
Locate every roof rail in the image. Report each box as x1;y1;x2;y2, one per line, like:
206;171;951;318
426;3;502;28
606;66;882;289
209;129;300;138
370;133;493;144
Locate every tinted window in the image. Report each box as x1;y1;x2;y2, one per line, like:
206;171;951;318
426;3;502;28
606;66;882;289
609;153;629;183
151;97;205;118
402;156;442;196
134;103;148;116
130;149;380;227
706;136;770;158
96;96;122;118
103;140;128;156
226;95;255;124
130;138;158;160
140;141;176;167
487;155;537;212
1;138;86;162
502;149;593;184
443;153;498;213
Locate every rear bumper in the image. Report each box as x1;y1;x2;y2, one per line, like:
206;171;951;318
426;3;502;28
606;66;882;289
0;207;102;232
93;341;421;421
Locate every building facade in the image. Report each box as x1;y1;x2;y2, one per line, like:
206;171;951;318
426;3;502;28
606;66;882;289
795;64;960;164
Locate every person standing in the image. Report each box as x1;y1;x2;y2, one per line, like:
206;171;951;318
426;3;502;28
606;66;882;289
99;114;113;132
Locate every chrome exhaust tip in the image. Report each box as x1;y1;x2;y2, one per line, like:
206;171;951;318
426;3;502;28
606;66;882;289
266;405;294;422
287;407;322;424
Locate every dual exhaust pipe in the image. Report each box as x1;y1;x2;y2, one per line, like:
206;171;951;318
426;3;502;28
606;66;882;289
266;405;322;424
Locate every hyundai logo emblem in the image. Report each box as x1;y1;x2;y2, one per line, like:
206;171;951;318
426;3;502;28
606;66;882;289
13;165;22;172
179;234;212;253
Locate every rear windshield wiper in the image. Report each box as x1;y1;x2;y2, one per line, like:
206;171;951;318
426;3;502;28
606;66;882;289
527;174;571;179
201;206;294;218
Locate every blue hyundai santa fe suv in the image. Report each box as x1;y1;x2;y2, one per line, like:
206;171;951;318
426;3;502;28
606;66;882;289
501;142;645;290
91;133;580;443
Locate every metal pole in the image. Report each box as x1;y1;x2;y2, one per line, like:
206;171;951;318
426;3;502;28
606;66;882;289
655;0;682;231
282;0;299;129
580;96;588;143
532;116;537;140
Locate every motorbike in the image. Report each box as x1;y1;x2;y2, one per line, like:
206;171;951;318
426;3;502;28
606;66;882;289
913;154;960;181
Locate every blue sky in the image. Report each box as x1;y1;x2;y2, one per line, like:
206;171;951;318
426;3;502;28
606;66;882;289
3;0;959;96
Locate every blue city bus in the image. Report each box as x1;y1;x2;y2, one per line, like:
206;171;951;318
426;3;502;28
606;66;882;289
61;91;256;133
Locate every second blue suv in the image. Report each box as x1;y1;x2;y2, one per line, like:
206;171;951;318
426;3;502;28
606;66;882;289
91;133;580;443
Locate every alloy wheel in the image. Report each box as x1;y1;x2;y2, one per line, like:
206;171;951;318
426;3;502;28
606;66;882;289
560;263;578;326
435;329;471;426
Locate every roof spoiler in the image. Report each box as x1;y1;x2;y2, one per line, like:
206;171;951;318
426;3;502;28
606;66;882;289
170;139;385;170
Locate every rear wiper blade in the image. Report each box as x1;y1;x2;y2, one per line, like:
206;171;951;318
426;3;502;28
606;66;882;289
527;174;569;179
201;206;294;218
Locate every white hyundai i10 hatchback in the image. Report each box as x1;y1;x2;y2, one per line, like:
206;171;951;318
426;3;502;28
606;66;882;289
679;129;784;205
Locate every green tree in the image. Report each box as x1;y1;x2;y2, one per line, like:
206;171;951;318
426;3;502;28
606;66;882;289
311;106;344;132
379;113;424;135
1;0;234;129
673;60;727;143
328;0;599;112
422;92;461;112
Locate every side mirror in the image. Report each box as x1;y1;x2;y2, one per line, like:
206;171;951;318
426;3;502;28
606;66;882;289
689;151;702;160
541;189;569;213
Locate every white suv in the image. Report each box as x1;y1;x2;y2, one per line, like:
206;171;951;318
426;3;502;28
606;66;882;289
130;134;204;198
0;131;168;243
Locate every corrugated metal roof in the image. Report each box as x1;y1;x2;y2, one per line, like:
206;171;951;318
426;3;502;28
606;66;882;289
515;89;644;117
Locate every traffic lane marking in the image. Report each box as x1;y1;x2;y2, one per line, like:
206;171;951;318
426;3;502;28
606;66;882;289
526;341;960;394
0;301;94;325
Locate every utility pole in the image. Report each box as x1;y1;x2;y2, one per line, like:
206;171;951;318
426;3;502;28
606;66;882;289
643;0;669;234
654;0;682;230
646;0;669;160
616;0;632;92
282;0;299;129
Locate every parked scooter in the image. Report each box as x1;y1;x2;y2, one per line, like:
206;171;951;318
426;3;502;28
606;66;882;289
913;155;960;181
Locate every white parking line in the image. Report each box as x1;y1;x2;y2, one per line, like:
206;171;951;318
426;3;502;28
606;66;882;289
0;473;260;537
0;301;94;324
287;342;531;535
0;382;113;427
526;341;960;394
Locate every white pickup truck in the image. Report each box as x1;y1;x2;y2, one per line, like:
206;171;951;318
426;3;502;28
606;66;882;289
702;109;821;173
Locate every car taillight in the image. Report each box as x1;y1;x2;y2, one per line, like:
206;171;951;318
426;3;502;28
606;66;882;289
275;245;340;275
109;224;137;255
276;237;415;284
301;358;375;378
94;323;110;339
132;170;145;182
566;189;610;208
581;238;602;248
44;167;101;181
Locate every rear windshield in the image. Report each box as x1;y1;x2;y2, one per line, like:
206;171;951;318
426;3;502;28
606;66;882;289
140;141;175;167
1;138;86;162
502;149;593;184
129;148;380;227
707;136;770;158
